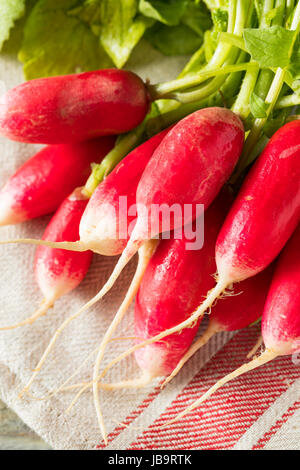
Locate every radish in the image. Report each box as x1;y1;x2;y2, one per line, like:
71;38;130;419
0;188;92;330
165;223;300;425
0;137;114;226
163;265;274;387
0;70;149;144
29;107;242;396
98;120;300;390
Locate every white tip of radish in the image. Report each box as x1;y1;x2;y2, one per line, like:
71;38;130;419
79;206;126;256
0;192;25;226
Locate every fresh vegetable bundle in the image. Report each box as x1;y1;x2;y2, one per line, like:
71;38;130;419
0;0;299;448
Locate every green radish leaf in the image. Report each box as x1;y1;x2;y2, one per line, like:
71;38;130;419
19;0;112;79
0;0;25;50
100;0;153;68
181;1;211;36
250;92;268;118
139;0;188;26
243;26;296;68
145;22;203;56
68;0;102;28
288;36;300;80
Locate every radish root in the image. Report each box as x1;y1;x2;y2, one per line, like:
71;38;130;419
161;349;277;427
161;322;220;388
66;371;154;417
0;298;54;330
92;239;158;444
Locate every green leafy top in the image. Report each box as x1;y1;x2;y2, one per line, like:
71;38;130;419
0;0;25;50
244;25;296;68
1;0;212;79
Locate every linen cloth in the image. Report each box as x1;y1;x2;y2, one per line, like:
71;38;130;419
0;46;299;451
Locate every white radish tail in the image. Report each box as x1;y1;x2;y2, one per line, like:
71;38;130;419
92;239;158;444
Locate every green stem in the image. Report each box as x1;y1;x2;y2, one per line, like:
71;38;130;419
83;123;146;197
231;62;259;119
149;63;252;101
147;0;243;100
275;93;300;108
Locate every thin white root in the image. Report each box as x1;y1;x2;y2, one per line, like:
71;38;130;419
0;298;54;331
66;371;154;415
161;321;220;389
97;279;229;384
92;239;159;444
247;335;263;359
0;238;87;251
161;349;278;427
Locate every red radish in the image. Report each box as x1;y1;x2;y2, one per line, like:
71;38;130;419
108;120;300;365
0;188;92;330
0;137;114;226
133;195;232;379
165;223;300;425
79;127;171;256
163;265;274;386
0;70;149;144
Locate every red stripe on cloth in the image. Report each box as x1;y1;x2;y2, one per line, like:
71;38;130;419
252;399;300;450
128;328;300;450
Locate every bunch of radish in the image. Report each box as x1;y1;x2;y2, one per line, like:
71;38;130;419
0;35;299;448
